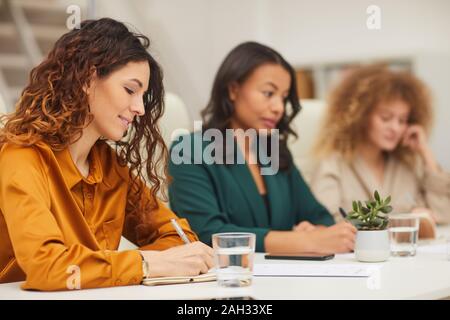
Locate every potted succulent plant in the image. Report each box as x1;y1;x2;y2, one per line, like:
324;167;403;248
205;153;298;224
346;191;393;262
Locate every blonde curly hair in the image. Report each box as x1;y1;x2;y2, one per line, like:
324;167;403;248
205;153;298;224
313;64;433;168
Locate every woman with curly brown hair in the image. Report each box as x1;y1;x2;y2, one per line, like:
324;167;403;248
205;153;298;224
310;64;450;238
0;18;213;291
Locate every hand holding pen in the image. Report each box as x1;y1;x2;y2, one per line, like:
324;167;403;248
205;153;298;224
170;218;191;244
139;219;214;277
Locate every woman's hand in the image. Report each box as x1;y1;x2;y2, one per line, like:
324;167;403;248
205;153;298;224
402;124;427;152
412;207;437;239
265;222;356;254
139;241;214;278
402;125;439;172
305;221;357;254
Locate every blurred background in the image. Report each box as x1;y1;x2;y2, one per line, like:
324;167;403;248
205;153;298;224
1;0;449;171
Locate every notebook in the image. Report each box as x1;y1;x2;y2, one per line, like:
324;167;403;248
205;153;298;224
142;272;217;286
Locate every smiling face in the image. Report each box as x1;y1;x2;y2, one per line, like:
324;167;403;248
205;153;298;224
86;61;150;141
367;99;411;152
228;63;291;132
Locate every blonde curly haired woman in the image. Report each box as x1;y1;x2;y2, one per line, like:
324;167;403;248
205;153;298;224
310;64;450;239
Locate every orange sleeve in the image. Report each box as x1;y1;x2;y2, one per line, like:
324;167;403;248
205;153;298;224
0;147;143;291
123;177;199;251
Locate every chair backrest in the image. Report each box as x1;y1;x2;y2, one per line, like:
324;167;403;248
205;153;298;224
0;93;7;128
288;99;326;182
118;236;138;251
159;92;192;146
0;93;6;113
156;92;192;204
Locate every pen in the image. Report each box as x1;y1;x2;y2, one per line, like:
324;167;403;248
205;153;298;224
339;207;348;219
170;218;191;244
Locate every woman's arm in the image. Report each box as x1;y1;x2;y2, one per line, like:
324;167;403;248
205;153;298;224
168;141;271;252
403;125;450;224
265;222;356;254
419;168;450;224
270;163;356;254
139;242;214;278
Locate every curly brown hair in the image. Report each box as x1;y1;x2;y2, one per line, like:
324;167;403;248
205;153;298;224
313;64;433;167
0;18;167;222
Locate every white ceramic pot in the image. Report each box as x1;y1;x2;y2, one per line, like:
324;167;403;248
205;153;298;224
355;230;390;262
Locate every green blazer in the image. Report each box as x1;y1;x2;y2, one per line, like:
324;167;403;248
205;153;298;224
168;133;334;252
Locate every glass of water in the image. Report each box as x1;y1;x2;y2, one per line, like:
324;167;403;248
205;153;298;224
212;232;256;287
388;214;420;256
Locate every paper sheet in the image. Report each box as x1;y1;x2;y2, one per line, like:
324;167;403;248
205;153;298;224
417;243;448;254
253;263;376;278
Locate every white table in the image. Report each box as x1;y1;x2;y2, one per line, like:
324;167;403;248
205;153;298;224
1;227;449;300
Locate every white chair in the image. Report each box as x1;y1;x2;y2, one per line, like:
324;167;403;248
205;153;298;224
138;92;192;185
157;92;192;203
0;93;6;113
118;236;138;251
159;92;192;146
118;92;192;251
0;93;7;128
288;99;326;182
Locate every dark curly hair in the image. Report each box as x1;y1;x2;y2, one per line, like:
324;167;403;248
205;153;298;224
0;18;167;228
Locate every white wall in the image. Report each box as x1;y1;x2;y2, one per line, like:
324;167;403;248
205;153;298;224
100;0;450;114
266;0;450;63
95;0;450;169
95;0;273;119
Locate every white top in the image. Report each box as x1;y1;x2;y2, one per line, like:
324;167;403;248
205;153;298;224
1;226;449;300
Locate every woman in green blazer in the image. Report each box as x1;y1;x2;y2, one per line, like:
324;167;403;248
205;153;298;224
168;42;356;253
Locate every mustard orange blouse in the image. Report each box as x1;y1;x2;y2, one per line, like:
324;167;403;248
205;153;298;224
0;140;198;291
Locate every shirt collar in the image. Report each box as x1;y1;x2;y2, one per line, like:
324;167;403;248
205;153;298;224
55;142;104;189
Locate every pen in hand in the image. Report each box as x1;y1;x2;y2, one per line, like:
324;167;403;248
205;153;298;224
170;218;191;244
339;207;348;219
